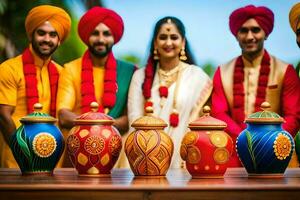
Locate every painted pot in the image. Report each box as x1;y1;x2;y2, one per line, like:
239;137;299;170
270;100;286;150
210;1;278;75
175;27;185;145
66;102;122;176
180;106;233;178
10;103;64;175
236;102;294;177
294;131;300;163
125;107;174;176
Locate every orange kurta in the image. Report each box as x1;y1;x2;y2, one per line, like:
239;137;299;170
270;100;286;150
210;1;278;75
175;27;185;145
0;46;62;168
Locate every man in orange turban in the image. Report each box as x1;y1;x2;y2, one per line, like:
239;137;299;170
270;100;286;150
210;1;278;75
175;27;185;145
211;5;300;167
0;5;71;168
289;2;300;48
56;7;135;167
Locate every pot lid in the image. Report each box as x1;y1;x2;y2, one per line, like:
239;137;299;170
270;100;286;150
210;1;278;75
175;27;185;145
245;102;284;124
20;103;57;123
188;106;227;130
131;107;167;130
74;102;114;125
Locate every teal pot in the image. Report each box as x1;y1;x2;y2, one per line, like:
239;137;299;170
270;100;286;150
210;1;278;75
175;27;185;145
236;102;294;177
10;103;64;175
294;131;300;163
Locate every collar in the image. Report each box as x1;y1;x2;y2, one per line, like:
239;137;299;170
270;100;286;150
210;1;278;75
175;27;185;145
242;53;264;68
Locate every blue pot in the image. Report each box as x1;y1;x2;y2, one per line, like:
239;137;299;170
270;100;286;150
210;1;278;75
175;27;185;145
236;102;294;176
10;103;64;175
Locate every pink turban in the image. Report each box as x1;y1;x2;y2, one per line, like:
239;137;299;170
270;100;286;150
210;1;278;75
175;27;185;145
229;5;274;37
25;5;71;42
78;7;124;45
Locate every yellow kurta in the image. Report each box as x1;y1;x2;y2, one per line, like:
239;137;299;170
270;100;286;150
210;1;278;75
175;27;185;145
0;46;62;168
56;57;105;115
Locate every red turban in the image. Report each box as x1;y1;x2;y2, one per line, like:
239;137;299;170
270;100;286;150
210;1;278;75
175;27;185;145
229;5;274;37
78;7;124;45
25;5;71;42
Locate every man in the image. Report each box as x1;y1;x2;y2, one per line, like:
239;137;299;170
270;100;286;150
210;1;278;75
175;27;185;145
289;2;300;48
289;2;300;75
0;5;71;168
57;7;135;139
211;5;300;167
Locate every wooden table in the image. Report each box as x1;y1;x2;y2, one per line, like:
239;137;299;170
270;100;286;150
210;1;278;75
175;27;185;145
0;168;300;200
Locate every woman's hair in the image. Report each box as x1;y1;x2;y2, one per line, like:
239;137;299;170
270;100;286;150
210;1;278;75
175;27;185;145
148;16;195;65
142;16;195;100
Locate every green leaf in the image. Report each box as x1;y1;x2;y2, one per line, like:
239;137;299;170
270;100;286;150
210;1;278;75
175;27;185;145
16;126;32;163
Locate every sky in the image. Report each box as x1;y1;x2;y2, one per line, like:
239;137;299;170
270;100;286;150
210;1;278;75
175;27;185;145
86;0;300;67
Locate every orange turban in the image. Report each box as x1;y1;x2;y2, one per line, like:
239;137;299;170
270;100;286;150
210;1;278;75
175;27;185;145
25;5;71;42
289;3;300;34
78;7;124;45
229;5;274;37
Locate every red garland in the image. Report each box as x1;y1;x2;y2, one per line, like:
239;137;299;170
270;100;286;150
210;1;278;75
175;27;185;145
232;50;270;125
22;48;58;117
144;100;153;110
159;85;168;97
81;50;117;113
142;56;179;127
169;111;179;127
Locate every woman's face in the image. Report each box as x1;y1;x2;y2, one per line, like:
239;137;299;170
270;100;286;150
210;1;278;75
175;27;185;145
154;22;185;60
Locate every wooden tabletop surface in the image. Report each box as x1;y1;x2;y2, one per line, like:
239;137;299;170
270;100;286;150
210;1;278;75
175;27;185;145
1;168;300;200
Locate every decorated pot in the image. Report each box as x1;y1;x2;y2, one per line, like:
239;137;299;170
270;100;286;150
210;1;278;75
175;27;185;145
66;102;122;176
180;106;233;178
236;102;295;177
294;131;300;163
125;107;174;176
10;103;64;175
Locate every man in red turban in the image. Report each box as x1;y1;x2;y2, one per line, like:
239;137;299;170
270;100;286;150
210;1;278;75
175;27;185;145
0;5;71;168
57;7;135;167
211;5;300;167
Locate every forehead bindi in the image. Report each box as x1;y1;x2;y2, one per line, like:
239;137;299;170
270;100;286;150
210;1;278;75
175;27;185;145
159;23;179;34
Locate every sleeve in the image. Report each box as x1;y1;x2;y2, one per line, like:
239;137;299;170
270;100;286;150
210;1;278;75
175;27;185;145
0;63;18;106
211;67;243;138
281;65;300;137
127;69;145;128
56;65;76;112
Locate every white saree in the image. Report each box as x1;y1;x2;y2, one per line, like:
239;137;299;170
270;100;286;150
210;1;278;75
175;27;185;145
118;62;212;169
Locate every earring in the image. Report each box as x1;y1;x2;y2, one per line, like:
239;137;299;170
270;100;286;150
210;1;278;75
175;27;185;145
179;48;187;61
153;49;159;60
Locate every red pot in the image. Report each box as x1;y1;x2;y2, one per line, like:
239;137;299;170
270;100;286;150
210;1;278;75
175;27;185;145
180;106;233;178
66;102;122;176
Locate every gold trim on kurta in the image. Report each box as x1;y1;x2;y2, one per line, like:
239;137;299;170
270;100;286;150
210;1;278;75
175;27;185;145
220;54;288;117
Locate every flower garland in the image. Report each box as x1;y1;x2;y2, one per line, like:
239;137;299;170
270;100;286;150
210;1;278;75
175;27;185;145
232;50;270;125
142;57;181;127
22;48;58;117
81;50;117;113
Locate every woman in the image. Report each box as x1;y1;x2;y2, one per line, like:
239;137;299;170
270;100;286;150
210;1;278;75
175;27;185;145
124;16;212;169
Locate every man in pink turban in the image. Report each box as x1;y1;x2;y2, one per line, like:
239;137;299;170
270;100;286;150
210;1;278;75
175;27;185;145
0;5;71;168
57;7;135;166
211;5;300;167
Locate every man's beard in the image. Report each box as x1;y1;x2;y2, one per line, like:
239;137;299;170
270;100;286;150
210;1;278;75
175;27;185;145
88;42;112;58
31;39;58;59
